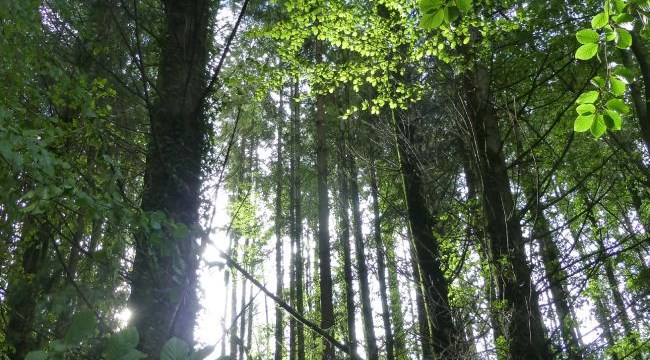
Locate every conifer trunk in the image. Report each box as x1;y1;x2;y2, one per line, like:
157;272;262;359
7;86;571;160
336;135;359;358
349;155;379;360
369;163;396;360
274;91;284;360
392;109;457;358
461;64;550;359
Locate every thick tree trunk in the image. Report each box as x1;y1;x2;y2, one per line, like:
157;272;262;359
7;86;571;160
5;218;51;360
369;162;396;360
392;109;457;358
462;64;550;360
127;0;210;357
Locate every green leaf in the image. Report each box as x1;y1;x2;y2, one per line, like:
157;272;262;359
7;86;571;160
421;9;445;29
591;76;606;89
610;76;626;96
576;103;596;115
613;66;634;82
576;90;599;104
591;114;607;137
575;43;598;60
613;0;626;12
615;28;632;48
160;337;190;360
591;12;609;28
604;26;616;41
109;327;140;350
604;109;623;130
445;6;460;23
63;309;96;347
456;0;472;12
614;13;634;25
25;351;48;360
606;98;630;114
575;114;595;132
420;0;443;14
150;211;165;230
576;29;599;44
188;346;216;360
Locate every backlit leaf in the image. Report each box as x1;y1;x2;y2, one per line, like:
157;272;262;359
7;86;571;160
576;29;599;44
576;91;599;104
575;43;598;60
591;12;608;29
609;76;626;96
615;28;632;48
591;114;607;137
606;98;630;114
574;114;595;132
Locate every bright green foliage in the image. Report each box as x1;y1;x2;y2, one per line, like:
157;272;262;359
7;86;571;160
419;0;473;29
103;328;146;360
571;0;648;137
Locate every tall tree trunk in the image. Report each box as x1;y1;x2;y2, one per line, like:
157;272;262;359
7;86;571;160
349;155;379;360
230;238;240;360
314;39;336;360
5;217;51;360
590;214;642;360
392;109;457;358
239;238;249;360
461;64;550;360
629;28;650;153
369;162;396;360
128;0;210;357
336;143;359;358
527;194;584;359
289;81;306;360
274;91;285;360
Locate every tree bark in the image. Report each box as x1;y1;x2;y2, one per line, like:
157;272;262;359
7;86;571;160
392;109;457;358
336;142;359;358
274;90;285;360
461;63;550;360
5;217;51;360
127;0;210;357
369;162;396;360
349;155;379;360
288;81;306;360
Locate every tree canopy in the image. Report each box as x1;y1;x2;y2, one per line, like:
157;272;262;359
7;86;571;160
1;0;649;359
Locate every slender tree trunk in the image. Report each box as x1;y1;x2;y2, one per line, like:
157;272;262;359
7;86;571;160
338;123;358;357
128;0;210;356
461;64;550;360
336;144;359;358
387;234;407;359
239;238;249;360
274;91;285;360
590;217;642;360
530;201;584;359
348;155;379;360
289;81;305;360
369;162;396;360
392;109;457;358
230;238;240;360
